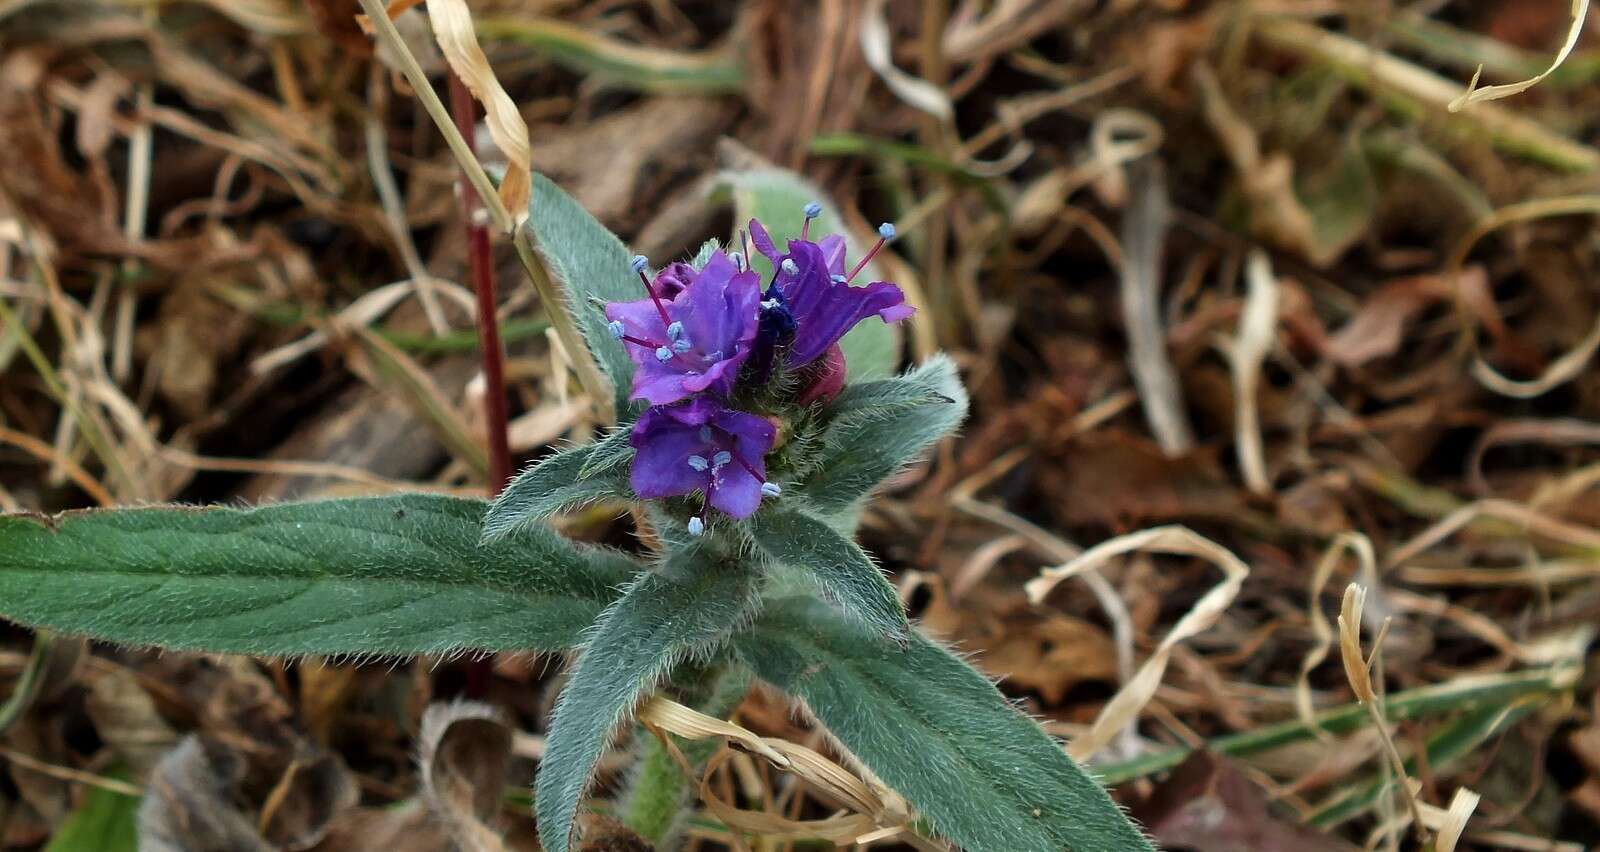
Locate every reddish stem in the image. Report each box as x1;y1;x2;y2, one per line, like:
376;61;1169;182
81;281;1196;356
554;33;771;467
448;71;509;699
447;74;513;496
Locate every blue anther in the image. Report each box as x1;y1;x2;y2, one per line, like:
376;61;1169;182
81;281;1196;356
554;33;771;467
761;299;780;310
630;254;649;274
687;455;709;472
780;258;799;276
687;517;705;536
666;321;685;340
699;426;713;442
830;274;848;284
712;450;732;468
672;338;693;353
607;320;625;339
878;223;896;239
803;201;823;219
760;482;782;498
729;251;745;271
654;346;673;362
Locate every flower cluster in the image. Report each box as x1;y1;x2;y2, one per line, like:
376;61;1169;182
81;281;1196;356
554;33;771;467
607;205;911;534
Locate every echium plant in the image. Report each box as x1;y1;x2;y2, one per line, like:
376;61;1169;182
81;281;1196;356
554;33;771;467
0;176;1151;851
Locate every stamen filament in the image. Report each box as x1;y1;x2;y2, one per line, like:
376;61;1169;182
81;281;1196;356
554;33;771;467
618;333;662;349
631;254;674;328
847;223;896;282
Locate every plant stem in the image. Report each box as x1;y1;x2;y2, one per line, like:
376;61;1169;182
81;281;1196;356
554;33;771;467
620;663;751;846
448;72;513;495
353;0;611;419
442;72;508;701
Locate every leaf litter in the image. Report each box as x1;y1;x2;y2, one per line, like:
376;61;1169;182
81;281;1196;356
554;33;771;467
2;0;1600;849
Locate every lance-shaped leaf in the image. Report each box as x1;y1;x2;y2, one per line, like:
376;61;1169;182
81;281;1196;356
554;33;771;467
736;597;1154;852
527;173;645;416
536;547;761;852
482;431;633;542
0;495;635;656
748;508;908;643
800;355;966;512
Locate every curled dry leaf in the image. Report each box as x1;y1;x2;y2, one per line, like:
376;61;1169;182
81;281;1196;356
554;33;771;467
138;737;276;852
138;735;359;852
422;0;532;220
85;667;180;778
419;700;514;852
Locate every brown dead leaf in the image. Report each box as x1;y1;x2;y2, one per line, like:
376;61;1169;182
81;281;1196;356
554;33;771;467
0;52;123;260
1324;271;1476;367
297;659;359;746
139;733;358;852
85;667;180;779
305;0;373;56
138;737;277;852
921;580;1117;704
1134;752;1359;852
575;814;654;851
309;803;453;852
1041;433;1243;529
260;751;361;851
420;701;514;851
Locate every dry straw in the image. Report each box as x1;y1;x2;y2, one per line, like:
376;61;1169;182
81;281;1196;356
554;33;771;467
1449;0;1590;111
635;697;948;850
1025;525;1248;761
418;0;532;220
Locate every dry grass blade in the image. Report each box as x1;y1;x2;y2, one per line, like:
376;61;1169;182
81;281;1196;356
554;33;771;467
636;697;946;850
1337;584;1425;844
1384;498;1600;569
1449;0;1590;111
1227;250;1280;495
1119;158;1194;456
1433;788;1481;852
1296;533;1376;739
860;0;952;121
1025;526;1248;760
417;0;532;220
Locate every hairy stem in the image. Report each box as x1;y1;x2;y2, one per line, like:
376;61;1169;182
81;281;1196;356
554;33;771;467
620;663;751;847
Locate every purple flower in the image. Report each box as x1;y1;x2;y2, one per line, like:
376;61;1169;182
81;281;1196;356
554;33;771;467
650;261;697;299
605;251;761;406
629;397;778;520
748;217;914;368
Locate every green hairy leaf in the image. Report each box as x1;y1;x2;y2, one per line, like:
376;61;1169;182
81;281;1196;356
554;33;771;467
749;508;908;643
801;355;967;512
527;173;644;416
537;547;762;852
482;435;632;542
0;495;635;656
736;597;1153;852
717;167;900;381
